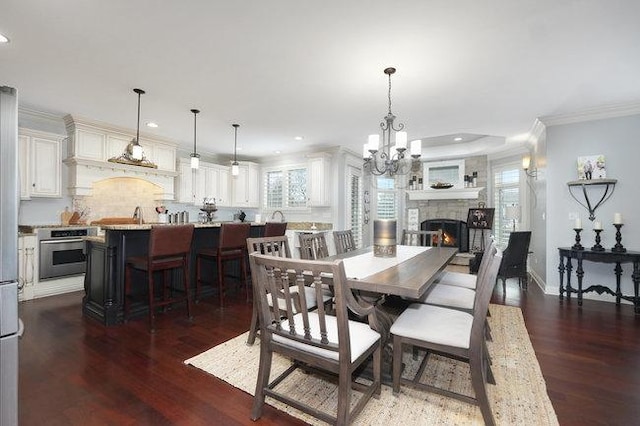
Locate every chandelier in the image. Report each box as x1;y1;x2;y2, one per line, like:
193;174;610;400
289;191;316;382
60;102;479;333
363;67;421;176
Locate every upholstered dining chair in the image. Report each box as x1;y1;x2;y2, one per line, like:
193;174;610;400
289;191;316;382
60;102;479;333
196;222;251;307
263;221;287;237
437;236;496;290
497;231;532;291
298;232;330;259
401;229;443;247
124;224;194;332
333;229;356;254
390;250;502;426
249;253;381;425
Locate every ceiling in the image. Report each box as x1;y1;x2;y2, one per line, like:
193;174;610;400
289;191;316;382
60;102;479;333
2;1;640;161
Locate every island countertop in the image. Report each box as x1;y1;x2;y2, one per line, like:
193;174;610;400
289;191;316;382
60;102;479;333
98;221;265;230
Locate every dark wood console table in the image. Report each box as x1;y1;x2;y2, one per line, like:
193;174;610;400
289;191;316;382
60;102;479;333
558;247;640;313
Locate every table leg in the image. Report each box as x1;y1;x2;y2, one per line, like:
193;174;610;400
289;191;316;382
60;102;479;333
633;262;640;314
558;254;566;300
566;257;573;299
614;262;623;305
576;258;584;306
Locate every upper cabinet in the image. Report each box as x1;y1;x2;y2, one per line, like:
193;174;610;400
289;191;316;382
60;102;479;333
19;129;63;199
307;153;331;207
176;159;232;207
232;161;260;208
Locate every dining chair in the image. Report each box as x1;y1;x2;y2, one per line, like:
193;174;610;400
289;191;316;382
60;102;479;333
245;235;330;345
401;229;443;247
390;250;502;426
298;232;330;259
249;253;381;425
333;229;356;254
497;231;532;291
263;221;287;237
124;224;194;332
196;222;251;307
437;237;496;290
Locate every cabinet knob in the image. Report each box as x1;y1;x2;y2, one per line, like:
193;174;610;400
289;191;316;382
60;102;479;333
32;183;35;187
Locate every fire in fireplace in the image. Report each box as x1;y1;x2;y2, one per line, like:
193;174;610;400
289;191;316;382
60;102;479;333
421;219;469;252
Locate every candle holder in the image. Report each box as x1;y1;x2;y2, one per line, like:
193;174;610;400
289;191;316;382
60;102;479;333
373;219;397;257
611;224;627;253
591;229;605;252
572;228;584;250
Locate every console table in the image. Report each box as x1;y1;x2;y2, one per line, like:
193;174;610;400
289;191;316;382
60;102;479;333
558;247;640;313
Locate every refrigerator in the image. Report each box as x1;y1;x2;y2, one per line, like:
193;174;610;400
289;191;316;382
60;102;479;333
0;86;20;426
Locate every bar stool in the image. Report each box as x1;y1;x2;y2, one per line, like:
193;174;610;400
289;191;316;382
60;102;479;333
124;224;195;333
196;222;251;307
263;221;287;237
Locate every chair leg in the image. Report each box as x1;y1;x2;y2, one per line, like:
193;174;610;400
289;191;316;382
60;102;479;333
148;270;156;333
241;253;250;303
251;342;273;421
337;354;351;425
392;335;403;395
470;350;495;426
218;256;224;308
163;269;170;313
195;255;202;303
184;260;193;321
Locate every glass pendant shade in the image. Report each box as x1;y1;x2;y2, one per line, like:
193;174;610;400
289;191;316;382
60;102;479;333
231;162;239;176
190;155;200;169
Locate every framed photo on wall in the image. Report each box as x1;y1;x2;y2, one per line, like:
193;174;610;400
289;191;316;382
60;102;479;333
467;208;495;229
577;155;606;180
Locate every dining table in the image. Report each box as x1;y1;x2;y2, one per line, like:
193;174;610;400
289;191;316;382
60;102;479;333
326;244;459;380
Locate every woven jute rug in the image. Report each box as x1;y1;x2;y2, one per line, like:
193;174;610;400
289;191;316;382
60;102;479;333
184;304;558;425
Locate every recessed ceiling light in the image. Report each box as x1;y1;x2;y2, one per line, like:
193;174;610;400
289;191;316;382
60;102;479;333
454;137;463;142
0;34;9;43
294;136;304;141
274;150;281;154
145;122;158;128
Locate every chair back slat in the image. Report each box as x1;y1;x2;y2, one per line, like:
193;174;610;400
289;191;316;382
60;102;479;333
249;253;349;355
247;236;291;258
333;230;356;254
401;229;443;247
298;233;330;259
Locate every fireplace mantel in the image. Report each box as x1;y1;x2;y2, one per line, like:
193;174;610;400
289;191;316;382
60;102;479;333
406;187;484;201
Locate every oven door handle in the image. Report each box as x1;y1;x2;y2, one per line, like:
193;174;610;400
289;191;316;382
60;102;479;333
40;238;84;245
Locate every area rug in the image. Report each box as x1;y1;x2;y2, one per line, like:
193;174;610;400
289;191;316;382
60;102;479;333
184;304;558;425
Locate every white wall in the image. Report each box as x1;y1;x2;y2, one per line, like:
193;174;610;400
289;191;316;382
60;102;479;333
545;113;640;301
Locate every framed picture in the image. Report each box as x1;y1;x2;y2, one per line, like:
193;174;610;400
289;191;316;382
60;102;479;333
467;208;495;229
577;155;606;180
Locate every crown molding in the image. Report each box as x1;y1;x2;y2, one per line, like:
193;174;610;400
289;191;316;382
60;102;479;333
540;102;640;126
18;106;65;122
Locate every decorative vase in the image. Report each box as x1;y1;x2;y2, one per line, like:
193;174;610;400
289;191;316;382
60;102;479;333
373;219;397;257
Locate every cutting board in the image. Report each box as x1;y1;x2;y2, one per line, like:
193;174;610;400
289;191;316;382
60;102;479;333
61;208;73;225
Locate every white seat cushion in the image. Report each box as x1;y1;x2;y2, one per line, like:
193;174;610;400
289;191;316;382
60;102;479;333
437;271;477;289
390;303;472;349
421;284;475;310
267;286;333;313
273;312;380;362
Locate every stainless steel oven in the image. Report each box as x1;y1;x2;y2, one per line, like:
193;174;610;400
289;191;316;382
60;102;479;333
37;228;97;281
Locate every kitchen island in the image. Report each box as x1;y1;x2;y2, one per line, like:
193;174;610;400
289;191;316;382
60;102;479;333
83;222;266;325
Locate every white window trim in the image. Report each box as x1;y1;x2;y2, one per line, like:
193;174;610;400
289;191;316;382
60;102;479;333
262;163;309;211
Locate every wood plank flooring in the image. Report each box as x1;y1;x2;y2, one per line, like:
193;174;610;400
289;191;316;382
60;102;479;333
18;279;640;425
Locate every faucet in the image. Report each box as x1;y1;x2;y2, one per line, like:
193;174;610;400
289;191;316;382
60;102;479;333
271;210;285;222
133;206;143;224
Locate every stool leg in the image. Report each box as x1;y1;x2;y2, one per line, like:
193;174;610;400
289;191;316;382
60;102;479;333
163;269;170;312
124;264;132;323
184;257;193;321
195;255;201;303
241;253;249;303
148;269;156;333
218;256;224;308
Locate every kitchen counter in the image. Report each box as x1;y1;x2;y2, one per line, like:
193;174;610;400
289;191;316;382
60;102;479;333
98;221;263;230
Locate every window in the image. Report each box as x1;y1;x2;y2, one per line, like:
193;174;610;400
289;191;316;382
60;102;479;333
376;176;397;220
423;159;465;188
493;166;520;249
264;167;307;209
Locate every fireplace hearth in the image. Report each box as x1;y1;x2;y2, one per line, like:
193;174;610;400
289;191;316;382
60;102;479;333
421;219;469;252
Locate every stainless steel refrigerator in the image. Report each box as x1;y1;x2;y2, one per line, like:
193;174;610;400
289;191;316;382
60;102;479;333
0;86;20;426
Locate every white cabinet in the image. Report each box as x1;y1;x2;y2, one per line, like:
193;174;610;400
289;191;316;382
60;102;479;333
177;159;230;206
307;153;331;207
176;159;197;204
18;129;63;199
232;161;260;208
203;164;230;207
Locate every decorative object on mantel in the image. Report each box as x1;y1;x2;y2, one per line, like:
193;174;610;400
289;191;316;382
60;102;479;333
108;88;157;169
612;213;626;253
430;182;453;189
231;124;240;176
363;67;421;177
567;179;617;221
591;221;605;251
373;219;396;257
190;108;200;169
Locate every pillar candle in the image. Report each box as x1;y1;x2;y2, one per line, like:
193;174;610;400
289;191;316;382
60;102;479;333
574;218;582;229
614;213;623;225
593;221;602;230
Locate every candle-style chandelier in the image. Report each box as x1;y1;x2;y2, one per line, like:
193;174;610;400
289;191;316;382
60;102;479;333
363;67;421;176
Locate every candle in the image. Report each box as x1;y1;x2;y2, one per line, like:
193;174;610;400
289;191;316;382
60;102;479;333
574;218;582;229
410;139;422;156
593;221;602;230
368;134;380;151
614;213;623;225
395;132;407;150
362;143;370;159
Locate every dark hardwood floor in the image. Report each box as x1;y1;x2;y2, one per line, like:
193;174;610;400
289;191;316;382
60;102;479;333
18;279;640;425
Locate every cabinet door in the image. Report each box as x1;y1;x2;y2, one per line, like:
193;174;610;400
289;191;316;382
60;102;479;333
307;155;330;207
176;160;196;204
76;129;106;160
18;135;30;200
209;165;230;207
231;163;260;208
30;137;61;197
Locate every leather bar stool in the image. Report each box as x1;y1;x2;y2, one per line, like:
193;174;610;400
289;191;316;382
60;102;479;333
263;221;287;237
124;224;195;333
196;222;251;307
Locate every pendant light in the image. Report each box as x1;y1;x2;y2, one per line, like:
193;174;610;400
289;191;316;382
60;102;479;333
131;88;145;161
231;124;240;176
190;108;200;169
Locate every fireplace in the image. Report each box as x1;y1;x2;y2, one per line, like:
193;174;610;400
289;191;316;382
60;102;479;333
421;219;468;252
